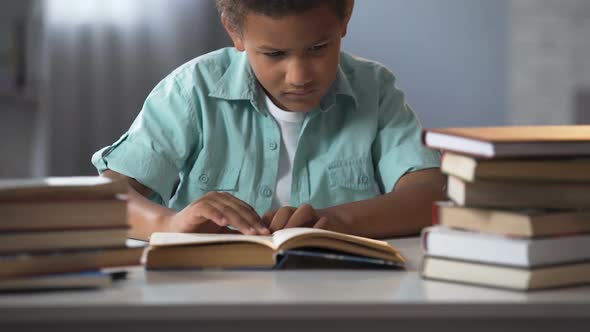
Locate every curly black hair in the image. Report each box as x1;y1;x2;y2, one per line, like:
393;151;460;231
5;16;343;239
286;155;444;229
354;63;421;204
215;0;353;32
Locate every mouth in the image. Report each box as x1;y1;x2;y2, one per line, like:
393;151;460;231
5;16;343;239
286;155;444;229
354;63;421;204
283;89;317;100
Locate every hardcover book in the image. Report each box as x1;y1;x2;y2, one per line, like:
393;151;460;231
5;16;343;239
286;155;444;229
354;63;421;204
0;246;143;280
0;176;127;201
0;228;129;253
446;175;590;209
423;125;590;158
0;198;127;231
433;201;590;238
440;152;590;183
422;256;590;291
0;270;128;291
422;226;590;267
146;228;405;270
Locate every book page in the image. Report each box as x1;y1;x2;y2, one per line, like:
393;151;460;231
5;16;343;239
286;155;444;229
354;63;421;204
149;232;275;249
270;228;311;247
271;228;395;253
271;228;404;263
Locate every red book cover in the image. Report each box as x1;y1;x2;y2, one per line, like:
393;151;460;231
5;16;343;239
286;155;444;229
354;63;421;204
431;202;439;225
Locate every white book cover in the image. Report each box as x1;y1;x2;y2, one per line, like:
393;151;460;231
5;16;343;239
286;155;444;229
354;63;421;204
0;176;113;190
422;226;590;267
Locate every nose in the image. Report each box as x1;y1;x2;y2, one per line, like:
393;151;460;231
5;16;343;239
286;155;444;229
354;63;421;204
285;57;313;87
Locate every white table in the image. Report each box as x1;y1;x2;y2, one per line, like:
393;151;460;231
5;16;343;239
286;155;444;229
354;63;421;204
1;237;588;332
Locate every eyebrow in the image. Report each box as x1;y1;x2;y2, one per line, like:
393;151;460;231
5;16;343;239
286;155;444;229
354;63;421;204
258;45;290;52
257;38;332;52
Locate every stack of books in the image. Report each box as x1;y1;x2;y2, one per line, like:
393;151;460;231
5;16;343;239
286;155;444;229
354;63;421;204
420;125;590;290
0;176;143;291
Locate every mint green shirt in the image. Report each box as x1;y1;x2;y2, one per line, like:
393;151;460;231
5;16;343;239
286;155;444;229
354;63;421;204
92;47;440;215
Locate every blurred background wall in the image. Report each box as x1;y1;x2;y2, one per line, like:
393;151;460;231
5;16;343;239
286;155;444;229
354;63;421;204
344;0;508;128
0;0;588;178
0;1;36;178
510;0;590;125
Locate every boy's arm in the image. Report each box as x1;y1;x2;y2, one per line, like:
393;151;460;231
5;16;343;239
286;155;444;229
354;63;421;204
102;170;269;241
318;168;447;238
102;170;178;240
264;168;447;239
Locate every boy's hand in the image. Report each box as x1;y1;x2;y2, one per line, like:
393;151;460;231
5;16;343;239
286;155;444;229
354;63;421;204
263;204;329;232
165;192;269;235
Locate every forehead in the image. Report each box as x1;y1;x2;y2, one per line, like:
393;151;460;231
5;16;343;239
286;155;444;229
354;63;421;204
241;5;343;48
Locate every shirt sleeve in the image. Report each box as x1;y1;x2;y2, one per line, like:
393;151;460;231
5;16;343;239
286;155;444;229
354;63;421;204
91;75;200;206
372;68;441;193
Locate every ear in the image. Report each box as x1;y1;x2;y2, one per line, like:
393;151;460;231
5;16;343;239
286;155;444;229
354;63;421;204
221;14;245;52
341;0;354;38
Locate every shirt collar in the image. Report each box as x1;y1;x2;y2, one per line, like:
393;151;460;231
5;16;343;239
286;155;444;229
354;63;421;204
209;50;358;113
209;50;258;102
318;65;358;112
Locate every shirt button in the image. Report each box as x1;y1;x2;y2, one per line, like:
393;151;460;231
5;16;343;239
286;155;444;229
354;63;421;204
360;175;369;184
261;186;273;198
269;141;278;151
198;174;210;184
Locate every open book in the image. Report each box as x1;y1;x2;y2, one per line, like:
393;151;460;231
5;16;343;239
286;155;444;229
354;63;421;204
145;228;405;269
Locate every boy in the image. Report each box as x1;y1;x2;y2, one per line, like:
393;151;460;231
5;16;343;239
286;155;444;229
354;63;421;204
93;0;446;241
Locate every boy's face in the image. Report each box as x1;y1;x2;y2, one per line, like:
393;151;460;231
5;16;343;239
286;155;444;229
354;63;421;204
226;5;351;112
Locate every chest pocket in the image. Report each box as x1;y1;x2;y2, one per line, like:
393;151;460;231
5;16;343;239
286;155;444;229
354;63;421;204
190;151;242;192
328;157;375;191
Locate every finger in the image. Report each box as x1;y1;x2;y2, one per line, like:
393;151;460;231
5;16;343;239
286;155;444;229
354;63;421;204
189;201;228;227
194;220;225;234
218;192;269;234
262;209;276;228
312;216;330;230
284;204;318;229
218;226;241;234
220;192;258;214
206;199;259;235
172;216;207;233
269;206;297;232
196;193;262;235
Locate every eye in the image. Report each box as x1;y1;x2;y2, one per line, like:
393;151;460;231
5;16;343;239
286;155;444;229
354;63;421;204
264;51;286;58
308;43;328;52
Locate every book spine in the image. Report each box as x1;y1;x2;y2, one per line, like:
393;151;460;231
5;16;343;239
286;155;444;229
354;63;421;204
431;202;440;225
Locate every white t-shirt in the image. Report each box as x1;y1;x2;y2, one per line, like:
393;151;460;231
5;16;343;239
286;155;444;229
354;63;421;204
264;94;306;211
